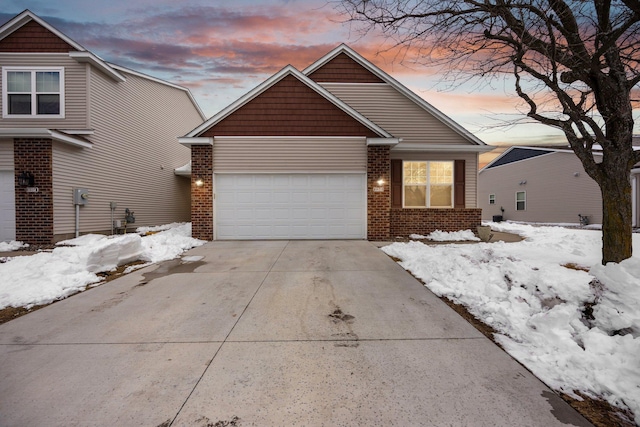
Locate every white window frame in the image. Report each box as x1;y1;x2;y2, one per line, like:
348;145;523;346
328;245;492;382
489;194;496;205
402;160;454;209
2;66;65;118
516;191;526;211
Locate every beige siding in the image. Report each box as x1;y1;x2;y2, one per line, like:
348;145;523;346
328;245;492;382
51;68;202;237
478;152;602;224
0;54;88;128
320;83;470;145
392;150;478;208
213;136;367;173
0;139;14;170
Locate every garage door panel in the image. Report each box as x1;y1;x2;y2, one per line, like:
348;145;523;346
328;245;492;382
216;174;366;240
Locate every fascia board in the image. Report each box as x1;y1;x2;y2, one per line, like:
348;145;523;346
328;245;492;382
304;44;487;147
69;52;126;82
178;137;214;147
187;65;391;138
0;10;85;51
392;143;495;153
0;128;92;148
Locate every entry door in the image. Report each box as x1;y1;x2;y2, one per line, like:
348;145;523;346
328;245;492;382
0;170;16;242
215;173;366;239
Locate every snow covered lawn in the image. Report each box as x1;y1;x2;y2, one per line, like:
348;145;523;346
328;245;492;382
383;223;640;425
0;223;205;310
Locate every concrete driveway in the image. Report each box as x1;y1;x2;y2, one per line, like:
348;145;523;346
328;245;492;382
0;240;591;426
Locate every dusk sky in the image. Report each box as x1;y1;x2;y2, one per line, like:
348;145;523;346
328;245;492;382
3;0;639;163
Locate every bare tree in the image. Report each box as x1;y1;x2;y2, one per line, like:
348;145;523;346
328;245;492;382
338;0;640;264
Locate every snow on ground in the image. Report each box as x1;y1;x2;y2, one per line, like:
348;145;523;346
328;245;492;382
383;222;640;424
0;241;29;251
0;223;205;310
410;229;480;242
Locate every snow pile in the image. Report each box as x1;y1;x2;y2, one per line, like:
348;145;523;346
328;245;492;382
382;224;640;423
0;241;29;251
410;229;480;242
0;223;205;310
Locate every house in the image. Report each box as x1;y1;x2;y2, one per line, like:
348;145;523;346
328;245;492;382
0;10;206;245
179;45;492;241
479;142;640;227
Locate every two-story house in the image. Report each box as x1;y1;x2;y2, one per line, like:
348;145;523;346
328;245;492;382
0;10;205;245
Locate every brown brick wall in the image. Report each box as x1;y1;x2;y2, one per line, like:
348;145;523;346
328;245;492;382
0;20;76;53
191;145;213;240
308;53;385;83
13;138;54;245
390;208;482;237
203;75;379;137
367;145;391;240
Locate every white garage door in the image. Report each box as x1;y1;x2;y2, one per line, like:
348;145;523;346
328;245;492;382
0;170;16;242
216;174;366;239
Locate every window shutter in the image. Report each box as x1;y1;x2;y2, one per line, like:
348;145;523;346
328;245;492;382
391;159;402;208
454;159;465;209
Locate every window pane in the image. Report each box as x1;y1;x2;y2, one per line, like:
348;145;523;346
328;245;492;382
404;185;426;207
8;94;31;114
516;191;525;201
430;184;452;207
429;161;453;184
36;72;60;92
517;201;525;210
37;94;60;114
7;71;31;92
404;162;427;184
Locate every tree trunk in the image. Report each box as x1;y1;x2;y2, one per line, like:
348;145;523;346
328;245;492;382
600;170;633;264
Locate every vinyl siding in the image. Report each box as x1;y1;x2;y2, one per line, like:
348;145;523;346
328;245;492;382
0;139;14;170
478;152;603;224
319;83;470;145
0;54;88;128
213;136;367;173
51;68;202;237
391;151;478;208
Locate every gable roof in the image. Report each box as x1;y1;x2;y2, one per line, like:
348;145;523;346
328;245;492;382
304;44;487;147
0;10;204;118
184;65;392;139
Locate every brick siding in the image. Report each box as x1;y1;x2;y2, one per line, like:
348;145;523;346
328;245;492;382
367;145;391;240
13;138;54;245
390;208;483;237
191;145;213;240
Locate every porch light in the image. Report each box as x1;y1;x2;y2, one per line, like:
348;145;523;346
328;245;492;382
18;171;34;187
376;178;385;186
194;176;204;187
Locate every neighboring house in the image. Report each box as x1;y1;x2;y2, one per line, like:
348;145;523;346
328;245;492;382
0;10;205;245
479;142;640;227
179;45;492;241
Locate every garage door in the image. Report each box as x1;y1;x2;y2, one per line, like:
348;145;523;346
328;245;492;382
0;170;16;242
216;174;366;239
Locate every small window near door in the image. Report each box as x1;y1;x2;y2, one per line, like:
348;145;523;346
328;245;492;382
489;194;495;205
516;191;526;211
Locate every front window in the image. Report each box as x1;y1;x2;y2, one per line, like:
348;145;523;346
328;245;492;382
403;161;453;208
516;191;526;210
3;67;64;118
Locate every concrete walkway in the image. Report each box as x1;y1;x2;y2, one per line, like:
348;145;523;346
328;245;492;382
0;240;590;426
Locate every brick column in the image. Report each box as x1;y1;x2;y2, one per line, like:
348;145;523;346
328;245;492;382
367;145;391;240
191;145;213;240
14;138;54;246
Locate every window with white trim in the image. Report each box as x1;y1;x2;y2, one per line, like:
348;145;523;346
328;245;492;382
516;191;526;210
403;161;453;208
489;194;496;205
2;67;64;118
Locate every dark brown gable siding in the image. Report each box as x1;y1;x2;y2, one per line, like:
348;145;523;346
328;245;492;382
0;20;76;52
307;53;384;83
203;74;379;137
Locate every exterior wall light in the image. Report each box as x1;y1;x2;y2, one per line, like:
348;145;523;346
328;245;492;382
376;178;385;186
18;171;34;187
194;176;204;187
